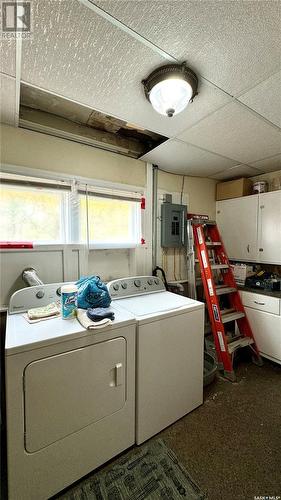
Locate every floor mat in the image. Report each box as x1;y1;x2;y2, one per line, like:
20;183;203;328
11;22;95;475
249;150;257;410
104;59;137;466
57;439;206;499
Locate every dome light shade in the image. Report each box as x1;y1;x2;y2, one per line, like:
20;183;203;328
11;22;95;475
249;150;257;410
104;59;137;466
142;63;198;118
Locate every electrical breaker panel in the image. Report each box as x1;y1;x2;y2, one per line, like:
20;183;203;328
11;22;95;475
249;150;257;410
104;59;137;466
161;202;187;248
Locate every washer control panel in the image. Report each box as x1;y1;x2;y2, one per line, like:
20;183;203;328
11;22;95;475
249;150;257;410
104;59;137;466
107;276;165;299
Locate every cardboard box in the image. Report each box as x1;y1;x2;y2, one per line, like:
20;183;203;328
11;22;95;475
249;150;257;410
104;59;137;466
216;178;252;201
230;263;255;286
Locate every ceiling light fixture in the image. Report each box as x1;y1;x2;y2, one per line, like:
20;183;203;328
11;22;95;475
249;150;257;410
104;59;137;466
142;63;198;118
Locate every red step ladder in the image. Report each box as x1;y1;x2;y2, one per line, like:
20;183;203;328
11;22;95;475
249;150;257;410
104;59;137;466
192;219;263;381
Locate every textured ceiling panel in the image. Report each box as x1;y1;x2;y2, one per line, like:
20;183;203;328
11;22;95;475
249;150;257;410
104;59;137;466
20;0;227;139
96;0;281;95
238;71;281;128
210;164;261;180
178;102;281;164
140;139;237;176
250;154;281;173
170;82;230;136
0;74;16;126
0;39;16;76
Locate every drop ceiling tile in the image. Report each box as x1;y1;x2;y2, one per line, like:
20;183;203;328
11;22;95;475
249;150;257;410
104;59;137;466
0;39;16;76
20;0;227;139
238;71;281;128
210;164;261;180
170;81;230;136
250;154;281;173
140;139;237;176
178;102;281;164
0;73;16;126
96;0;281;95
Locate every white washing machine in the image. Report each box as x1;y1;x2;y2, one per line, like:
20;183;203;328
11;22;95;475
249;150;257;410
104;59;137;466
5;283;136;500
107;276;205;444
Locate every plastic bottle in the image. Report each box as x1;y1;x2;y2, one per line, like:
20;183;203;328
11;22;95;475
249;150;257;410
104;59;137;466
61;284;78;319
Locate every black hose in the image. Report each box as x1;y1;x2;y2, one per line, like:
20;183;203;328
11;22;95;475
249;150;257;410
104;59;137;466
152;266;169;290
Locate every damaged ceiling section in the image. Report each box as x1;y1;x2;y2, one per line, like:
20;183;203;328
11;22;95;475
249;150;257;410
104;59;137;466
19;84;167;158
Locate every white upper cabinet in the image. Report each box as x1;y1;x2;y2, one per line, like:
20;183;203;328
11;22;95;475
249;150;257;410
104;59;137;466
216;190;281;264
258;191;281;264
216;195;258;261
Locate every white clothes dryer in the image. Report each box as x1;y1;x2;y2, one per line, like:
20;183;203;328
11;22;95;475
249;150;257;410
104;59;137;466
5;283;136;500
107;276;205;444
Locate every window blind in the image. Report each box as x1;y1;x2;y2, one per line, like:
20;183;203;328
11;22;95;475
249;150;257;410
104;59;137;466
78;184;143;202
0;173;71;191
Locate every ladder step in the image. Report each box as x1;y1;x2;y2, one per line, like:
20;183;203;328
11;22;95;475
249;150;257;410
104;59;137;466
192;219;216;225
206;241;222;246
211;264;229;270
205;220;217;225
221;311;245;323
195;258;215;263
228;336;254;354
216;286;237;296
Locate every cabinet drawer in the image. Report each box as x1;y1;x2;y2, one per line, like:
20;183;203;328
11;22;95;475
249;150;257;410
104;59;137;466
240;291;280;315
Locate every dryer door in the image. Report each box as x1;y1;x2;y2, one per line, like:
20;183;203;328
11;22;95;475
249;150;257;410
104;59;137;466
24;337;126;452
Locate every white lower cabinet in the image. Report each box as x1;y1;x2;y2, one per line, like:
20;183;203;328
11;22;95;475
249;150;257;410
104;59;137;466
240;291;281;364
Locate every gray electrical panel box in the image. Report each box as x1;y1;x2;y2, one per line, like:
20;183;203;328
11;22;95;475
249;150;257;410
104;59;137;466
161;202;187;248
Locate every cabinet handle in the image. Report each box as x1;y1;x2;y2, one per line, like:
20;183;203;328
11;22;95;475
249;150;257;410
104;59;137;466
254;300;265;306
247;244;250;253
259;248;264;252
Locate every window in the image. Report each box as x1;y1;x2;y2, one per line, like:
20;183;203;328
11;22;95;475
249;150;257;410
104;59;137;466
79;195;141;247
0;173;143;248
0;184;67;243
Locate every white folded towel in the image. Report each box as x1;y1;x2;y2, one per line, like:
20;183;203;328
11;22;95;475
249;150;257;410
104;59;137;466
77;308;112;330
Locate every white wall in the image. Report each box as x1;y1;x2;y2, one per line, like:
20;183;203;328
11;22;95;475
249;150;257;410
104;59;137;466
0;124;146;186
156;170;217;282
158;170;217;219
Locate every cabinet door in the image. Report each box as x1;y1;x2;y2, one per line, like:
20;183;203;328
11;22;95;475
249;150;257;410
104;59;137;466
216;195;258;261
258;191;281;264
245;306;281;363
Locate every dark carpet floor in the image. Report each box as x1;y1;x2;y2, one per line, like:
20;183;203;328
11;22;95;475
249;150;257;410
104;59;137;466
159;358;281;500
55;358;281;500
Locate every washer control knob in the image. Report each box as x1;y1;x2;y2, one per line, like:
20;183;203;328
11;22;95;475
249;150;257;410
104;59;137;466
36;290;45;299
154;278;159;285
121;282;127;289
147;279;153;285
113;283;119;291
134;279;141;287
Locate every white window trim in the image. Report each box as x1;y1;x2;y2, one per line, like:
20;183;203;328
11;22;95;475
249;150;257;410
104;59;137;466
1;163;144;194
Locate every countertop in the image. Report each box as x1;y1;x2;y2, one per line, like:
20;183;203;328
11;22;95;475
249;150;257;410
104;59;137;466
238;285;281;299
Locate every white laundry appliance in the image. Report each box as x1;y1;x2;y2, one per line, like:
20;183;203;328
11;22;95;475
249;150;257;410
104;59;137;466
5;283;136;500
107;276;205;444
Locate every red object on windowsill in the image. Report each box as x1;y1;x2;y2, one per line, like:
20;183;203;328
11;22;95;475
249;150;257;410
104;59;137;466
0;241;34;249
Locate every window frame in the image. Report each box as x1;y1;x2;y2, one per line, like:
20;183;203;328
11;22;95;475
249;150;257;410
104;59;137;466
0;166;144;249
78;193;142;249
0;182;69;245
